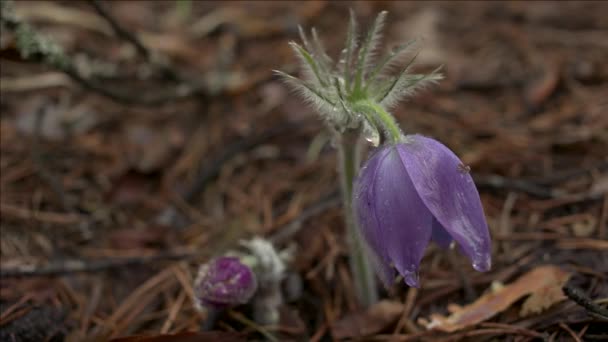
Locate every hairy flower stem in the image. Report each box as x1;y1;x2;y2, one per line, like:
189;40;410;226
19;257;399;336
354;100;403;144
338;132;378;307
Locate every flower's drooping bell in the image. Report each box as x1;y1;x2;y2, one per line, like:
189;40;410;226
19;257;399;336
354;134;492;288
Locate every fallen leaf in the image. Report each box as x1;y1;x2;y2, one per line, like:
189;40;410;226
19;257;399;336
258;82;287;113
140;33;203;63
525;62;561;110
14;1;111;35
571;215;597;238
422;265;571;332
0;73;71;92
16;97;98;140
394;8;445;66
589;175;608;197
520;277;568;317
331;300;404;339
278;306;307;335
106;170;151;205
124;123;184;173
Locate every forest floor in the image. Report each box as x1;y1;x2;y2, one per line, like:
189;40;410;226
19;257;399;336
1;1;607;341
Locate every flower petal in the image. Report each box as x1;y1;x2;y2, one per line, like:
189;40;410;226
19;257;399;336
431;218;453;249
354;147;395;287
397;135;492;272
357;146;434;287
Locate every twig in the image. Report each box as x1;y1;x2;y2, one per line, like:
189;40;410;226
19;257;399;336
31;108;71;212
0;203;83;225
183;121;304;202
447;248;477;302
200;307;222;331
435;328;537;342
479;322;544;338
0;250;198;277
88;0;179;82
89;0;149;59
64;67;204;105
534;161;608;186
227;310;277;342
562;283;608;321
393;287;418;335
270;190;340;245
559;322;582;342
0;0;206;105
156;121;306;228
474;174;558;198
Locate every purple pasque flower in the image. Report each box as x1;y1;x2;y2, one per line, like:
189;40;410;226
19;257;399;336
194;257;257;310
353;134;491;288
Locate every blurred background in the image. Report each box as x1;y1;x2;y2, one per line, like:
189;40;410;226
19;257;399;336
1;1;607;341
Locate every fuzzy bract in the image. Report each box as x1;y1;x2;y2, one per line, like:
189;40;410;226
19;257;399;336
353;135;492;288
275;11;442;136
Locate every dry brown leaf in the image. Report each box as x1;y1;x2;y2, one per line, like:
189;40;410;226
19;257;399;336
520;278;567;317
124;124;184;173
571;215;597;237
590;175;608;197
331;300;404;339
394;8;445;66
525;62;561;109
0;73;71;92
14;1;111;35
16;97;98;140
422;265;571;332
108;225;173;250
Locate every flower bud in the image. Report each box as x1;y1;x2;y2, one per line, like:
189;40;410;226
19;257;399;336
194;257;257;311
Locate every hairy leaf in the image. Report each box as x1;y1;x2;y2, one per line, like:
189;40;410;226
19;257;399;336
366;39;418;91
341;9;359;89
289;42;328;87
354;11;387;90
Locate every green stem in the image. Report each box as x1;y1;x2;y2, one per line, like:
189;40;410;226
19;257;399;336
338;132;378;307
354;100;402;144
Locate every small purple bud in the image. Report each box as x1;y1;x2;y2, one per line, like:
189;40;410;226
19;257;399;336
194;257;257;310
354;134;492;288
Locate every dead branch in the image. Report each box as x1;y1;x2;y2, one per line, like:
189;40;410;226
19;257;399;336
270;190;340;245
89;0;149;60
88;0;180;82
474;174;559;198
0;250;198;277
154;121;306;228
0;0;207;106
183;121;303;202
562;283;608;321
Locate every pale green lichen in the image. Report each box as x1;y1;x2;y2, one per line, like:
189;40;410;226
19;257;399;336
1;0;71;71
